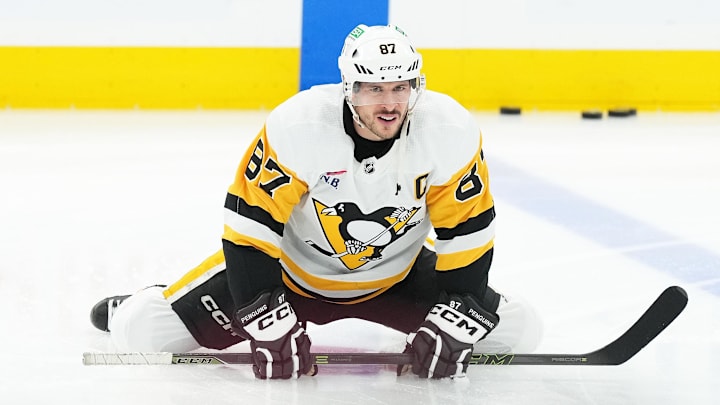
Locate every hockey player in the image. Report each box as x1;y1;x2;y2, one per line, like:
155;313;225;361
90;24;543;379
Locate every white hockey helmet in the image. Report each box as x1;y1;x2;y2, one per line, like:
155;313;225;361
338;24;425;107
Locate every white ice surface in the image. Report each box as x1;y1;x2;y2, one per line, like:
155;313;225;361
0;109;718;404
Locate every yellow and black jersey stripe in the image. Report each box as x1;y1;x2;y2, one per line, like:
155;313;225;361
222;127;308;259
426;143;495;271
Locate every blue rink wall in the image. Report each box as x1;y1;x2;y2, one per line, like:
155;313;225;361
299;0;388;91
0;0;719;111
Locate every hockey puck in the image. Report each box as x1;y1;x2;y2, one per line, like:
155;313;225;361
581;110;603;119
608;107;637;117
499;106;521;115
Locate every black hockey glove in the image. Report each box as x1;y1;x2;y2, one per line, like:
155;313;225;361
232;288;312;379
405;293;499;379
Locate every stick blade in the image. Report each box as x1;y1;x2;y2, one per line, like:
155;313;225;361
589;285;688;365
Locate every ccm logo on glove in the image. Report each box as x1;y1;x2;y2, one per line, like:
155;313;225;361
239;298;298;341
232;289;313;379
428;302;493;344
256;303;294;330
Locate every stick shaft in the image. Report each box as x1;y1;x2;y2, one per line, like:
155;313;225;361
77;351;641;366
83;286;688;367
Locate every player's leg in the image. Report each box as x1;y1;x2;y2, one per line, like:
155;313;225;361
91;249;245;352
473;293;543;353
162;249;243;350
108;285;200;352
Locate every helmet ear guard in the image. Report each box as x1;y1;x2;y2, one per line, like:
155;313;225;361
410;75;425;90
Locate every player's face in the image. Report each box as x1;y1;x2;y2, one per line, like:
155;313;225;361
352;81;411;141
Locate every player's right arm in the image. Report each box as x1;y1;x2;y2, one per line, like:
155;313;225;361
222;126;311;379
222;126;308;305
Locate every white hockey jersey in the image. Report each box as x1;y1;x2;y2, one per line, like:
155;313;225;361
222;83;495;303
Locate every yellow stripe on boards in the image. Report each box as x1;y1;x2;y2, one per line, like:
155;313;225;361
0;46;299;109
421;49;720;111
1;47;718;110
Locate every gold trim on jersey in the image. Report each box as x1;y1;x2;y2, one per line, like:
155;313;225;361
435;239;494;271
280;252;413;297
222;225;282;259
163;249;225;304
281;272;392;304
282;273;316;299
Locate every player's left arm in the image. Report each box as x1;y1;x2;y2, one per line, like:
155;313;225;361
426;138;496;300
407;135;499;378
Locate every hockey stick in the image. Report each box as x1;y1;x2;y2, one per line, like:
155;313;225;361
83;285;687;366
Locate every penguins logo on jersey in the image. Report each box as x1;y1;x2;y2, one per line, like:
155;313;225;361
306;199;421;270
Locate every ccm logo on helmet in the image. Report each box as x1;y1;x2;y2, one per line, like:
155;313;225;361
379;65;402;70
